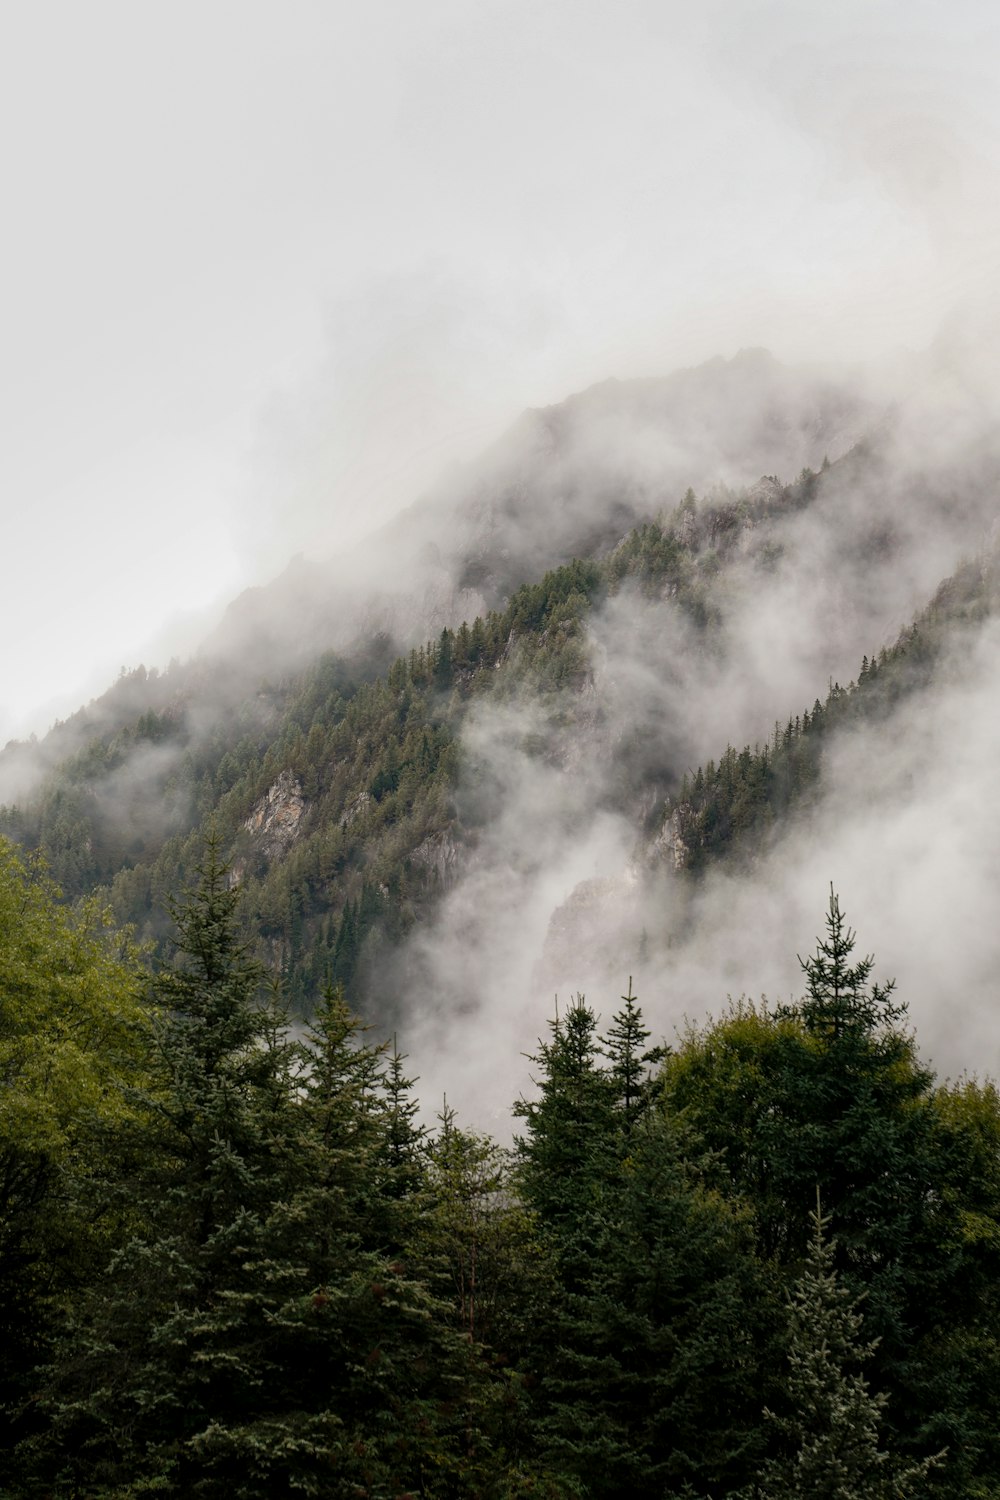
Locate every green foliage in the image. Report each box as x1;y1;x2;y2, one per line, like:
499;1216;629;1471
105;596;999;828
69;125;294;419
661;895;1000;1494
667;548;1000;875
0;838;148;1465
603;977;666;1128
514;997;618;1228
429;1104;531;1345
22;844;504;1498
4;867;1000;1494
514;992;771;1497
757;1198;939;1500
0;471;851;1026
10;446;1000;1492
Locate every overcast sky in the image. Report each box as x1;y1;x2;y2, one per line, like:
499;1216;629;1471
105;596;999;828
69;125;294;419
2;0;998;738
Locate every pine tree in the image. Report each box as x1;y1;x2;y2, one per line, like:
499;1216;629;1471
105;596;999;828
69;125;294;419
530;1107;769;1498
797;885;903;1040
660;895;968;1489
27;858;495;1496
428;1100;536;1349
514;994;769;1497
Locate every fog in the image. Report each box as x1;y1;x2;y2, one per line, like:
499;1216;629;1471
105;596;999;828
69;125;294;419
643;613;1000;1086
5;2;1000;1123
5;0;1000;739
398;369;1000;1128
408;587;1000;1130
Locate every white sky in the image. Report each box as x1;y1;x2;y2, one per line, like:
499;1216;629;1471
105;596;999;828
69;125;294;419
2;0;999;738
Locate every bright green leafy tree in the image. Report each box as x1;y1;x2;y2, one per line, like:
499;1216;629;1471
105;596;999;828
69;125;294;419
0;838;148;1468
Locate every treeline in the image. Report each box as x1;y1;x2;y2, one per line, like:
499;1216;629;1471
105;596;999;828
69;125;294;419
666;546;1000;870
4;838;1000;1496
5;462;1000;1019
0;471;766;1010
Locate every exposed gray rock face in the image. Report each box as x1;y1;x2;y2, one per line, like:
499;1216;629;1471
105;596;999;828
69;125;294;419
651;807;689;873
409;829;464;890
243;769;306;862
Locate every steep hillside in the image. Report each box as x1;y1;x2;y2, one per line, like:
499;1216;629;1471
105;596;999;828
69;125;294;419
202;348;875;671
4;346;1000;1070
3;435;999;1045
653;543;1000;874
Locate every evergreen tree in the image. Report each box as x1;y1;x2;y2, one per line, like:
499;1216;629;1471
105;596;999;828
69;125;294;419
660;894;982;1493
603;978;665;1128
26;856;496;1496
514;994;769;1497
514;997;617;1232
797;886;902;1040
24;835;302;1492
429;1100;539;1351
535;1108;770;1499
757;1196;938;1500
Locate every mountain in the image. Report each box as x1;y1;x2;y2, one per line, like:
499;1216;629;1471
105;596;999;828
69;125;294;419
3;346;1000;1120
204;347;874;671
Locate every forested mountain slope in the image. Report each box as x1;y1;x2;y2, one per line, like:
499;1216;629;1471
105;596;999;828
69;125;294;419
2;345;1000;1078
8;348;1000;1492
3;434;999;1042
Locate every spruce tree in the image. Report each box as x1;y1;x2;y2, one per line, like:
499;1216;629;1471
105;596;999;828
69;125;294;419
514;997;617;1232
27;858;495;1496
660;894;976;1491
428;1100;537;1349
603;978;665;1129
757;1197;938;1500
25;835;302;1493
514;994;769;1497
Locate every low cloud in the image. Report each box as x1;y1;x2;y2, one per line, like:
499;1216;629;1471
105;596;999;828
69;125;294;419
390;355;1000;1127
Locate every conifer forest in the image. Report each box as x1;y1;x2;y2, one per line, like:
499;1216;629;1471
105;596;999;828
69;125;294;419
11;4;1000;1494
6;397;1000;1494
3;824;999;1497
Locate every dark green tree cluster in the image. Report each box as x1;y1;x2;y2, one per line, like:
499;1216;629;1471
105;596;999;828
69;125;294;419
668;630;944;871
5;849;1000;1496
13;840;515;1498
660;894;1000;1493
512;989;769;1498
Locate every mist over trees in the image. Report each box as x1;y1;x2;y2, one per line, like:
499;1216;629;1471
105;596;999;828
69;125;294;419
7;399;1000;1068
5;346;1000;1490
12;0;1000;1482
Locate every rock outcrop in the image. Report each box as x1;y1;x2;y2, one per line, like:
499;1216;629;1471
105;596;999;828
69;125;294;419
650;806;689;873
409;829;464;890
241;770;306;865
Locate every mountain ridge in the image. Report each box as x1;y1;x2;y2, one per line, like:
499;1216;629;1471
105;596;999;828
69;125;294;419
3;345;1000;1088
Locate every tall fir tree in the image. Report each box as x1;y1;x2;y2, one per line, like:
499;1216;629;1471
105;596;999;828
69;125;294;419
757;1196;939;1500
514;994;769;1498
24;834;303;1493
603;978;665;1129
26;855;498;1496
